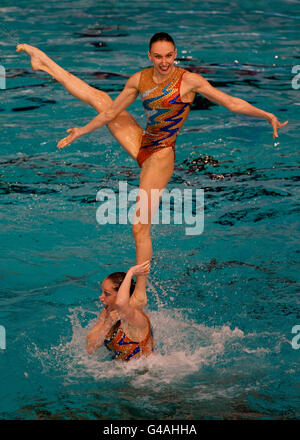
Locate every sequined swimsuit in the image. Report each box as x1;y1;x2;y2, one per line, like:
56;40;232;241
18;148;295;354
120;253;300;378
137;66;192;167
104;316;154;361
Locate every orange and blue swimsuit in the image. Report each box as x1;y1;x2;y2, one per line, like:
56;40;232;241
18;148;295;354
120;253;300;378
104;318;154;361
137;66;192;167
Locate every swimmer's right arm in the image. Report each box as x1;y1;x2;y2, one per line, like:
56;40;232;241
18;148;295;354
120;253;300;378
86;308;112;355
57;72;141;149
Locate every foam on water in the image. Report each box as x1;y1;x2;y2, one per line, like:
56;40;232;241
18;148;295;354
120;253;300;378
28;305;246;388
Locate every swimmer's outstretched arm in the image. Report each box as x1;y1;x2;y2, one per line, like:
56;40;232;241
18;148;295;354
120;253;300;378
57;72;141;149
185;73;288;139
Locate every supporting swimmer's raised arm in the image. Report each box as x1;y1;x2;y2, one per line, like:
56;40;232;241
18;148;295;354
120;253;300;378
57;71;141;149
185;72;288;139
114;261;150;327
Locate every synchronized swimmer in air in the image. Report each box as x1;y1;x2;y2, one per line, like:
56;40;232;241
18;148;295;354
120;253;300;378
17;32;288;361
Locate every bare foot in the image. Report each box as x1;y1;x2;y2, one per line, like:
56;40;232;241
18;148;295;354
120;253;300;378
16;44;50;73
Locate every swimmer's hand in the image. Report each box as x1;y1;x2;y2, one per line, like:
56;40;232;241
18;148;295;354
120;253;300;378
129;260;151;277
108;309;120;325
57;127;84;149
268;114;288;139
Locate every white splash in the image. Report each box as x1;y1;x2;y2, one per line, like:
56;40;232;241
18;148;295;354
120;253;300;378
28;306;245;389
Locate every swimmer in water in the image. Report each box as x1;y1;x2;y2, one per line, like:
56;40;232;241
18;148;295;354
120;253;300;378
16;33;288;309
86;260;154;361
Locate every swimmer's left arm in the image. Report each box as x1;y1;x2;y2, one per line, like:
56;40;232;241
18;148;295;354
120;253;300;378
187;72;288;139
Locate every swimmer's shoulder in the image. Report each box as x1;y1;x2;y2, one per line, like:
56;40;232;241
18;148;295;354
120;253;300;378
181;69;207;88
126;68;152;91
125;70;141;90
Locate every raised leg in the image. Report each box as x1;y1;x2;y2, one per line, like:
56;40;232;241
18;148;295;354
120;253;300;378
16;44;143;159
130;148;175;308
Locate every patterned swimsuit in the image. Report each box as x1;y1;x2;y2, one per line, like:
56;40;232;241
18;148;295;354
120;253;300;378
137;66;192;167
104;318;154;361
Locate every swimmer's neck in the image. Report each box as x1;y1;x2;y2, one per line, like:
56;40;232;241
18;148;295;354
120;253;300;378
152;65;176;83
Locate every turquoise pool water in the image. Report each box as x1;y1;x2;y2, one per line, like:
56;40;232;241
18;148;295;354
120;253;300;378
0;0;299;420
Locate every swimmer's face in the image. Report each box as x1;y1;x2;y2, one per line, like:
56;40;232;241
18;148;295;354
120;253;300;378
100;278;117;308
148;41;177;76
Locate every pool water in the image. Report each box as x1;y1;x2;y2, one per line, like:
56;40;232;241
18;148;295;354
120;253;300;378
0;0;299;420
